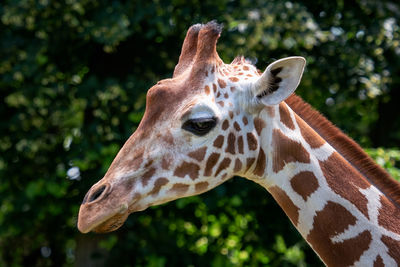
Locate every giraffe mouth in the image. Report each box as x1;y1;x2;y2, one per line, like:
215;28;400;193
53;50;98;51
92;211;130;233
77;202;128;233
78;195;150;233
90;202;150;233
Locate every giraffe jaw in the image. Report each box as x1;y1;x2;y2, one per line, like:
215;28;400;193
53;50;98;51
77;193;151;233
92;203;150;233
77;202;128;233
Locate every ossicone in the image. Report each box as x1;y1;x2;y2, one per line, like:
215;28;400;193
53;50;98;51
173;21;224;78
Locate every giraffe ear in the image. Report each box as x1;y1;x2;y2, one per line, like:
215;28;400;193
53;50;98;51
253;57;306;106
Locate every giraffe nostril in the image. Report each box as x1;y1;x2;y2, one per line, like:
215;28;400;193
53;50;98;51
90;185;106;202
83;184;110;204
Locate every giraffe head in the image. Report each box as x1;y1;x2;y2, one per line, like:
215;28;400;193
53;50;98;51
77;21;305;233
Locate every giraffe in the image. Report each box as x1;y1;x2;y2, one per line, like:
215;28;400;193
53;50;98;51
77;21;400;266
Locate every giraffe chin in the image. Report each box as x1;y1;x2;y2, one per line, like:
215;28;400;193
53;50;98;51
92;211;129;233
91;203;149;233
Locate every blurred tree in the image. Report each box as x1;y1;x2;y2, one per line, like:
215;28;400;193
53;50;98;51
0;0;399;266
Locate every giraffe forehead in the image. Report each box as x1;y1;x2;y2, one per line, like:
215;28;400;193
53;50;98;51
139;72;210;132
144;64;251;126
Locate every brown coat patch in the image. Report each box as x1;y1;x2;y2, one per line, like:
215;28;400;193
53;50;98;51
173;161;200;180
215;158;231;176
279;103;295;130
230;86;236;92
212;83;217;93
204;153;220;176
142;167;156;187
254;117;266;136
306;201;372;267
295;114;325;148
119;147;144;172
245;157;256;172
218;78;226;88
195;182;209;193
234;159;242;173
222;120;229;130
233;121;241;131
377;194;400;235
229;77;239;82
213;135;224;149
253;148;266;176
163;131;174;145
226;132;236;154
242;116;248;125
290;171;319;201
161;155;172;170
272;129;310;173
120;178;137;196
269;186;300;226
217;101;224;107
188;147;207;161
204;85;210;95
144;160;153;168
380;236;400;264
319;152;370;219
229;111;234;119
170;183;190;194
373;255;384;267
247;132;258;151
149;178;169;196
237;136;244;154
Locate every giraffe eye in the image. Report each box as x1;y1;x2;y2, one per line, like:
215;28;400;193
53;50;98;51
182;117;217;136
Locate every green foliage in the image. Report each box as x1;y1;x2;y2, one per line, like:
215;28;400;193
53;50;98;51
1;0;399;266
366;148;400;181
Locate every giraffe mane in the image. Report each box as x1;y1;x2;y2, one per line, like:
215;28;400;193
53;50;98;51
286;94;400;207
231;56;253;65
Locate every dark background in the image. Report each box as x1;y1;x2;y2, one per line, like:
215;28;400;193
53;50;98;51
1;0;399;266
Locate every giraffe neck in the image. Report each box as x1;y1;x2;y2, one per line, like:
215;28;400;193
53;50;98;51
246;100;400;266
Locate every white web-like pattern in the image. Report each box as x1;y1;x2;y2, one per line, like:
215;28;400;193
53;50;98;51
257;104;400;266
